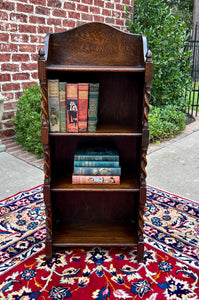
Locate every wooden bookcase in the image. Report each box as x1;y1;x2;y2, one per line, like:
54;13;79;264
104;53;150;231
38;22;153;263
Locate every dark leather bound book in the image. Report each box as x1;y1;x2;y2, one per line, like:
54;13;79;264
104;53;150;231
66;83;78;132
88;83;100;132
48;79;60;132
78;83;89;132
59;82;67;132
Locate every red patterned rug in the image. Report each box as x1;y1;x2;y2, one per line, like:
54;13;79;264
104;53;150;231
0;185;198;299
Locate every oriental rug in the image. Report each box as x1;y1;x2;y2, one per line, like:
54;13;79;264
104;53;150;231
0;185;198;299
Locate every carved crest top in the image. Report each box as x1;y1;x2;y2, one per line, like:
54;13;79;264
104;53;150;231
41;22;147;67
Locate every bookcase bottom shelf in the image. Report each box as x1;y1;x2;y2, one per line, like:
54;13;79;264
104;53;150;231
53;223;138;247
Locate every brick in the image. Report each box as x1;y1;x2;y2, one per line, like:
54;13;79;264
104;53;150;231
3;93;15;102
4;120;14;129
54;27;64;32
94;0;104;7
105;17;114;24
17;3;34;13
0;128;15;138
106;3;114;9
2;111;15;121
31;72;38;79
4;101;17;110
1;64;19;72
122;0;130;4
77;4;89;13
38;25;52;34
35;6;50;15
116;4;124;11
21;63;37;71
22;81;38;90
52;8;66;18
102;9;112;16
116;19;125;26
81;14;92;21
90;7;100;14
10;12;28;22
0;1;15;11
2;83;20;92
0;33;9;42
12;54;30;62
0;10;8;20
30;35;45;43
0;44;18;52
30;0;46;5
19;24;36;33
94;16;104;22
64;2;76;10
31;53;40;61
62;20;76;28
0;23;17;32
82;0;93;4
112;11;121;18
13;73;30;81
68;11;80;19
47;18;61;26
47;0;61;8
0;53;11;62
19;44;37;52
0;74;11;82
11;34;29;43
29;15;46;24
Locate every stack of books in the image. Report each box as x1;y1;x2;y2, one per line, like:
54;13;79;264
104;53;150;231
47;80;100;133
72;146;121;185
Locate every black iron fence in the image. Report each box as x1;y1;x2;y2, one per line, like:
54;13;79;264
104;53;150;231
186;23;199;117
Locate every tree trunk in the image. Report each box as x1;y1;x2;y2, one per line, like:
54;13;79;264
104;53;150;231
192;0;199;79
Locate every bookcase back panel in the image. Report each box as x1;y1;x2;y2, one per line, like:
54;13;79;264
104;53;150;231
46;22;145;67
50;136;140;180
47;71;144;131
52;191;138;225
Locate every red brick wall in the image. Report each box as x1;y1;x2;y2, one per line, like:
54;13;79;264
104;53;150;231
0;0;133;137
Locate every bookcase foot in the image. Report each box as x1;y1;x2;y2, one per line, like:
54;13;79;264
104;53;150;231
45;241;53;261
137;242;144;263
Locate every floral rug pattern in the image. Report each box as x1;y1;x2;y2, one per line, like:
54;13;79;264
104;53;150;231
0;185;198;299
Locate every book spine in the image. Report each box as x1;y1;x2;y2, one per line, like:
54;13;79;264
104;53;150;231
74;167;121;175
66;83;78;132
88;83;100;132
72;174;120;185
74;160;120;167
59;82;67;132
74;155;119;161
78;83;89;132
48;79;60;132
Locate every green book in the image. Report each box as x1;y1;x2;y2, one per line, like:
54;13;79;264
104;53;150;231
59;82;67;132
88;83;100;132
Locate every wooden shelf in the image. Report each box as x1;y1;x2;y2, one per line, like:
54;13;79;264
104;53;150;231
51;174;139;192
53;223;138;247
46;64;145;72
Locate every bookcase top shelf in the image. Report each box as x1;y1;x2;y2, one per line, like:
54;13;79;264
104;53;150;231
46;65;145;72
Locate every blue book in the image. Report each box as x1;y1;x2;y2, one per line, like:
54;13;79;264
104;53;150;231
74;146;119;161
73;167;121;176
74;160;120;167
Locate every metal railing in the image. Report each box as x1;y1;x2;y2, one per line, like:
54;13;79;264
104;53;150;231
186;23;199;117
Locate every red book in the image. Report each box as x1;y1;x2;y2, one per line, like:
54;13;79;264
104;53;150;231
78;83;89;132
72;174;120;185
66;83;78;132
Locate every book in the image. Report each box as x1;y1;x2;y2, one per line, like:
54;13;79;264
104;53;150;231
74;160;120;167
88;83;100;132
73;166;121;175
72;174;120;185
78;83;89;132
66;83;78;132
59;82;67;132
74;146;119;161
48;79;60;132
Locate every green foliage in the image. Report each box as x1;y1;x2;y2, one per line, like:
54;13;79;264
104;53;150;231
149;105;186;141
14;84;43;158
126;0;191;109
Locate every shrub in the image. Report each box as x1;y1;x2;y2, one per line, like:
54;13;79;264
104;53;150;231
126;0;191;110
149;105;186;141
14;84;43;158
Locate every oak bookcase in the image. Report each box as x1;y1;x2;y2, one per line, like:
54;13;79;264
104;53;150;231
38;22;153;263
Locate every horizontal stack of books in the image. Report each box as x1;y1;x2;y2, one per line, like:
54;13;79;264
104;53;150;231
48;79;100;133
72;146;121;185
